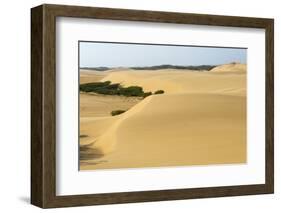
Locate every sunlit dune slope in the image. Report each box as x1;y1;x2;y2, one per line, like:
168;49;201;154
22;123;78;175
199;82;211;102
81;93;246;169
80;63;247;170
210;63;246;73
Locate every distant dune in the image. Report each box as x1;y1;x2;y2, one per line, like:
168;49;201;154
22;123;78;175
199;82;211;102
100;65;246;96
210;63;246;73
79;63;247;170
80;69;107;84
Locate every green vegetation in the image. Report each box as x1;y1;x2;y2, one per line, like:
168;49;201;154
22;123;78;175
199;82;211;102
111;110;126;116
80;82;165;117
80;66;110;71
79;81;112;93
80;81;165;98
80;81;144;96
142;92;152;98
154;90;165;95
119;86;144;97
131;64;216;71
80;64;216;71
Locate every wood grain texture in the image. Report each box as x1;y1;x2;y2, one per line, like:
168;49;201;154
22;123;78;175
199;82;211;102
31;5;43;207
265;20;274;193
31;4;274;208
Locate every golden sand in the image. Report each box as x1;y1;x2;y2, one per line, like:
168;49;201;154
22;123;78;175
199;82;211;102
79;63;247;170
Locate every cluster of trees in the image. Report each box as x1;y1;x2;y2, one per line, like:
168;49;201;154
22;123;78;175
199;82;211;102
80;64;216;71
80;81;142;96
80;81;166;117
130;64;215;71
80;66;110;71
80;81;165;98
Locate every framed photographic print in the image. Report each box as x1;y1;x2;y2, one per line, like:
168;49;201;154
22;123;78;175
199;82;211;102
31;4;274;208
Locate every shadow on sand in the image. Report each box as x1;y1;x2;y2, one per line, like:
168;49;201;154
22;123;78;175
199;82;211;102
79;143;108;166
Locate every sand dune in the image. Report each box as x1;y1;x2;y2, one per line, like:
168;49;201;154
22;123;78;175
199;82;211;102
210;63;246;73
80;93;141;117
79;63;247;170
101;66;246;96
80;70;107;84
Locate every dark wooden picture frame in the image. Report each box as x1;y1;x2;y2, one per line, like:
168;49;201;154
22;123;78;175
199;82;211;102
31;4;274;208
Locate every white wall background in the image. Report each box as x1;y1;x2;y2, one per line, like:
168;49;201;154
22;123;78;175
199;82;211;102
0;0;279;212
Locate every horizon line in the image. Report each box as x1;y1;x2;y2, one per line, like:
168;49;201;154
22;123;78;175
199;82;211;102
79;62;246;69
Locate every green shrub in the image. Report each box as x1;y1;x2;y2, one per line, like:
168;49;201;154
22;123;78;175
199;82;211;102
154;90;165;95
111;110;126;116
80;81;123;95
80;81;164;98
143;92;152;98
104;83;120;90
79;81;111;92
119;86;144;97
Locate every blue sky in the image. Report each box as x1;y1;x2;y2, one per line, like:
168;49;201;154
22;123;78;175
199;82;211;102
79;41;247;68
